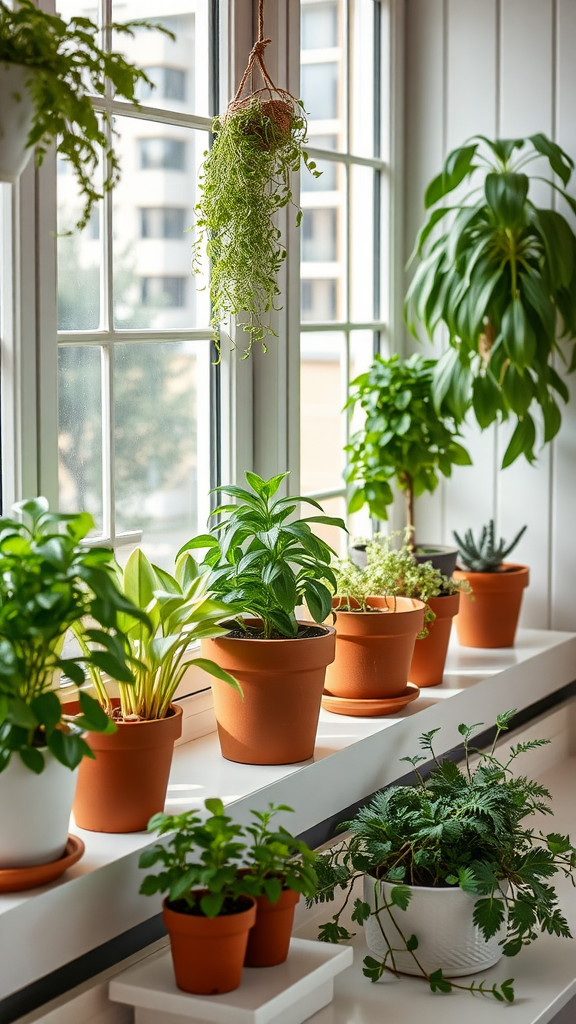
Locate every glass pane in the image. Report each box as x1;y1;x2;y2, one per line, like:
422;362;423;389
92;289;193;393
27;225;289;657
301;156;339;193
114;341;208;569
310;495;347;557
300;332;346;494
301;0;345;150
350;164;375;322
307;133;338;154
350;0;377;158
57;128;102;331
301;159;346;322
302;2;339;48
58;346;103;531
112;117;209;330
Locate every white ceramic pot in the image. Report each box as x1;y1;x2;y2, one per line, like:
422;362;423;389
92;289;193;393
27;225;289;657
0;62;35;182
363;875;507;977
0;750;78;869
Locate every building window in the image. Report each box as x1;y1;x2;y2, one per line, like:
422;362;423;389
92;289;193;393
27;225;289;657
140;207;187;239
141;276;186;307
301;63;338;121
138;138;186;171
139;66;187;103
301;2;338;48
302;208;337;262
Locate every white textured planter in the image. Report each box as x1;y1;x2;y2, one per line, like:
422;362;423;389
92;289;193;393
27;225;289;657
363;875;507;977
0;62;35;182
0;750;78;869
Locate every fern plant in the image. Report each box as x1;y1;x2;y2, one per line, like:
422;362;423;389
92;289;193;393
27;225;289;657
454;520;527;572
311;712;576;1001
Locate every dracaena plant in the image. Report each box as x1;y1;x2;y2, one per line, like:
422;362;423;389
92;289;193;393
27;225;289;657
74;547;240;721
405;134;576;468
345;354;471;534
0;498;146;773
311;712;576;1001
178;471;347;639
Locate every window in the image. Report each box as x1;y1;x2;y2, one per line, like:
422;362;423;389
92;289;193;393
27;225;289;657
140;207;187;239
299;0;389;551
138;138;187;171
141;276;186;307
139;66;187;103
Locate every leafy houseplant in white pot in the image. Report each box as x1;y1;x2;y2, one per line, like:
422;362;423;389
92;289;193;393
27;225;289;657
0;0;170;226
71;548;239;833
453;520;528;648
0;498;142;877
313;712;576;1001
180;471;345;765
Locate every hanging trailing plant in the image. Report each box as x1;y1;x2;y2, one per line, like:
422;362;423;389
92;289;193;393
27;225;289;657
192;0;319;357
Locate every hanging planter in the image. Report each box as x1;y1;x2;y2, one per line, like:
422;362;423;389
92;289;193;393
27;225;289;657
192;0;319;356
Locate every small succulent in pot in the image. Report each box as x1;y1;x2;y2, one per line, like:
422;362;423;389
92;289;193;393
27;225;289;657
454;520;527;572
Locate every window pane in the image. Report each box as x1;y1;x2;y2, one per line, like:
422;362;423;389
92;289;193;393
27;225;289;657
310;495;347;557
301;157;338;193
301;0;345;148
114;342;207;569
350;0;377;158
301;162;345;322
57;132;102;332
138;138;187;171
301;63;339;121
300;332;346;494
140;207;187;239
302;208;337;262
302;2;338;48
58;346;103;531
350;164;376;321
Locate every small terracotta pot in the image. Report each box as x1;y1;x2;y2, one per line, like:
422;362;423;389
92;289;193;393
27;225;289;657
69;699;183;833
324;596;425;700
409;593;460;687
453;563;529;648
163;896;256;995
201;621;336;765
244;887;300;967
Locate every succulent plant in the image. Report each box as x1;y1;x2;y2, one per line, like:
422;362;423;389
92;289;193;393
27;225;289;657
453;520;527;572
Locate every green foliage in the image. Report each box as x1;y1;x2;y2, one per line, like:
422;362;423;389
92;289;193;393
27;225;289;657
405;134;576;466
345;353;471;529
311;713;576;1000
74;547;240;721
0;0;171;230
178;471;346;639
0;498;146;773
192;95;320;356
454;520;527;572
139;799;317;917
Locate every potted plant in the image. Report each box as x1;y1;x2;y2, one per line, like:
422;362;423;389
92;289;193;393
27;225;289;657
192;6;319;356
312;712;576;1001
356;534;470;688
0;498;143;874
70;548;239;833
405;134;576;467
139;799;257;995
344;353;471;575
242;803;318;967
453;521;529;648
179;471;344;765
323;552;425;715
0;0;170;228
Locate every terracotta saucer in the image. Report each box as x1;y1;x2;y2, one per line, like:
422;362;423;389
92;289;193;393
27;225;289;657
0;835;85;893
321;682;420;717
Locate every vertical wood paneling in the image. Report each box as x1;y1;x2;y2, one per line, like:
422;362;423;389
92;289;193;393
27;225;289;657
551;0;576;631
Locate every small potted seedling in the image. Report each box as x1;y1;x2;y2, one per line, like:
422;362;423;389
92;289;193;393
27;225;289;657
453;521;528;648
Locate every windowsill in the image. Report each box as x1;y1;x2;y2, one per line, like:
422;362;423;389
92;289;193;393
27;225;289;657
1;627;576;1003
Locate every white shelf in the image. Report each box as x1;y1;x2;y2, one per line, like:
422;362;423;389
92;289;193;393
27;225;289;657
1;628;575;1003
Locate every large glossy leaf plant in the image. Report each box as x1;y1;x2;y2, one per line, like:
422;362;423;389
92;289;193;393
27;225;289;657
405;134;576;468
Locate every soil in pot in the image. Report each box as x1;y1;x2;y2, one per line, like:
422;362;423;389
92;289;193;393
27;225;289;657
453;563;529;648
324;596;425;700
201;620;336;765
244;887;300;968
68;699;183;833
409;592;460;687
163;895;257;995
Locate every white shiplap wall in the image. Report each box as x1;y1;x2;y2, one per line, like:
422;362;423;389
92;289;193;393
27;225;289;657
402;0;576;632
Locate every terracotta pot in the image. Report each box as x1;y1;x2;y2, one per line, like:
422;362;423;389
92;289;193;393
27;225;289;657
0;63;34;182
201;621;336;765
324;596;425;700
453;563;529;648
163;895;256;995
69;699;183;833
409;593;460;687
244;887;300;967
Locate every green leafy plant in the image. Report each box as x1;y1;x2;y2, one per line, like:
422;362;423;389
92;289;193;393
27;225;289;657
0;0;172;230
74;547;240;721
192;93;319;357
311;712;576;1000
0;497;146;773
405;134;576;467
178;471;346;640
139;798;317;917
345;353;471;534
454;520;527;572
